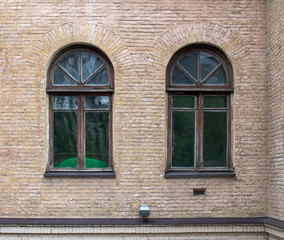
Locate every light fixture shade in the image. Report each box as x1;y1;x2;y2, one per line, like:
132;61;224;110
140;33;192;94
139;205;150;217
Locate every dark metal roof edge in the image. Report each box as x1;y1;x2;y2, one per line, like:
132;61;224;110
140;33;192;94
0;217;271;226
264;217;284;230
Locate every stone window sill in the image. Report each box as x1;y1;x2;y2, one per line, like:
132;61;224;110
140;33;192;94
44;171;116;178
164;171;236;178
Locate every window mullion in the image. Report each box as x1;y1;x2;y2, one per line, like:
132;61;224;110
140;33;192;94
227;94;232;168
198;51;201;83
167;94;172;170
79;52;82;85
197;93;203;169
78;94;85;170
49;95;54;170
108;94;113;169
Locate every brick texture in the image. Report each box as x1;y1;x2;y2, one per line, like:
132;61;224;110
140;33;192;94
267;0;284;221
0;0;271;221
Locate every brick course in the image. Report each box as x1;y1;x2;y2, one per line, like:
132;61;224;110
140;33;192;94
267;0;284;221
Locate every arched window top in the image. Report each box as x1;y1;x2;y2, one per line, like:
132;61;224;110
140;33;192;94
167;44;233;90
47;45;114;92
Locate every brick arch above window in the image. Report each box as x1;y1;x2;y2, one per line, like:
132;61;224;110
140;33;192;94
152;22;253;78
28;23;133;81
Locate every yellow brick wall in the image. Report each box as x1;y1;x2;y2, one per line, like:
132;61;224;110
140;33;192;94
0;0;269;218
267;0;284;221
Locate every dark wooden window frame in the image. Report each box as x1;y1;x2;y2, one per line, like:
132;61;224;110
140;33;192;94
165;44;235;178
45;45;115;178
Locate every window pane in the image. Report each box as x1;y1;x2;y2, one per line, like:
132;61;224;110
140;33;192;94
53;96;78;110
85;66;109;85
82;52;103;82
172;96;195;108
172;111;195;167
172;65;195;85
204;65;227;85
200;52;220;81
178;52;198;81
53;112;78;168
58;52;80;82
204;96;227;108
85;96;109;110
53;66;77;85
203;111;227;167
85;112;109;168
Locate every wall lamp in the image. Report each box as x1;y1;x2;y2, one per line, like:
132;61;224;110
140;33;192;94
139;205;150;221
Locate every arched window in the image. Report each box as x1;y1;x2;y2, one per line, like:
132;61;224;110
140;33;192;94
166;44;234;177
45;45;114;177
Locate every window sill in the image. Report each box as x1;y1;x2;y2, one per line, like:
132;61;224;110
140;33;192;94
44;171;116;178
46;88;114;93
164;171;236;178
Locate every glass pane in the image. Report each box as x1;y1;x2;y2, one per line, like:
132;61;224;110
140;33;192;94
85;112;109;168
200;52;220;81
58;52;80;82
172;96;195;108
85;66;109;85
203;111;227;167
82;52;103;82
178;52;198;81
172;111;195;167
204;65;227;85
85;96;109;110
53;96;78;110
204;96;227;108
53;66;77;85
53;112;78;168
172;65;195;85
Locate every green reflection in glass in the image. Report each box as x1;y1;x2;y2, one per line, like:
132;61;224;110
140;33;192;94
203;111;227;167
55;157;77;168
173;96;195;109
53;112;78;168
85;112;109;168
172;111;195;167
86;158;109;168
204;96;227;108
